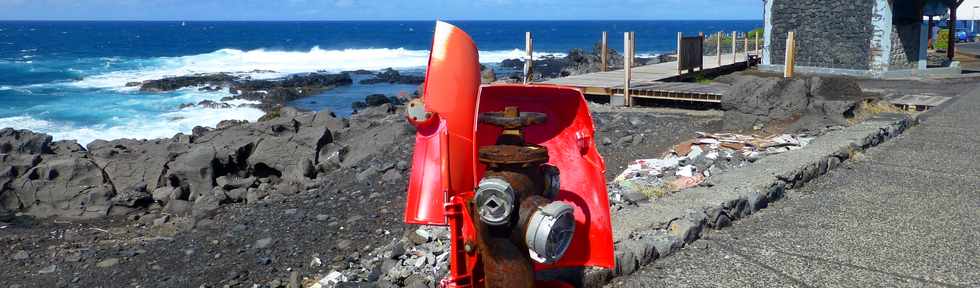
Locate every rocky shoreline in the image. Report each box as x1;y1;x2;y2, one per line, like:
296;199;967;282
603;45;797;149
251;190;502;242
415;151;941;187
128;43;678;117
0;97;729;288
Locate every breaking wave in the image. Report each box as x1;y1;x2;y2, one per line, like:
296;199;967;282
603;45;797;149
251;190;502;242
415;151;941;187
0;104;265;146
71;47;566;90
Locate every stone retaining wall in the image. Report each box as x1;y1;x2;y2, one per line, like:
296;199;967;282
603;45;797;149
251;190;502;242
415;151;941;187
582;112;917;287
769;0;875;70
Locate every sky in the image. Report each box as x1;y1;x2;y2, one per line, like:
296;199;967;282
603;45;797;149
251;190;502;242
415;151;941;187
0;0;764;21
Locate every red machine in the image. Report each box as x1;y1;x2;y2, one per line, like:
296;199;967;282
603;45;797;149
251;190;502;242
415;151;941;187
404;21;614;287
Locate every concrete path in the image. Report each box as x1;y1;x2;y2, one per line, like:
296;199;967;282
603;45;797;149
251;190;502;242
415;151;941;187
957;42;980;58
607;86;980;288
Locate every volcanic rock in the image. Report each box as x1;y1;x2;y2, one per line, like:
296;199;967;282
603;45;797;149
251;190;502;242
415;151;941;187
359;68;425;85
721;75;873;133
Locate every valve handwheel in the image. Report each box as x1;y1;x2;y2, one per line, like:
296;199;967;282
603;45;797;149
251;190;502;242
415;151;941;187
479;106;547;130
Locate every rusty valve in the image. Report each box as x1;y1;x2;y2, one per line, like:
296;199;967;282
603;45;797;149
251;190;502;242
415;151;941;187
474;106;576;288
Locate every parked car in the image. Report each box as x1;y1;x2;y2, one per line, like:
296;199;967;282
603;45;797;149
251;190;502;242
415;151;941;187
955;29;977;42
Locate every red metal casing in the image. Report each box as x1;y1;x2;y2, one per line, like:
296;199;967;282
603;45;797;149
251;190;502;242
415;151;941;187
475;84;614;270
404;21;481;226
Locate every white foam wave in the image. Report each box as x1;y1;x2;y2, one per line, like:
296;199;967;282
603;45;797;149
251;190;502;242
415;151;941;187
0;86;10;91
479;49;568;63
636;53;664;58
71;47;567;90
72;47;427;90
0;106;265;146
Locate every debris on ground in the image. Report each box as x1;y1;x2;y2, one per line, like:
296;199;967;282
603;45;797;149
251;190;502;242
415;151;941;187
317;226;451;287
608;132;814;208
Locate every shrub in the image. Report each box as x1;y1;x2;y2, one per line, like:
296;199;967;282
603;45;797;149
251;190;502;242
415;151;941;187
935;29;949;50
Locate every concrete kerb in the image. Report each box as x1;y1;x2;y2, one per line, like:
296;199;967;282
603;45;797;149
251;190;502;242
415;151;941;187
584;112;918;287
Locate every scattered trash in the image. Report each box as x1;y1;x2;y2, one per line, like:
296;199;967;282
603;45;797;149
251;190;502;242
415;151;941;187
311;271;348;288
671;175;705;190
675;165;697;177
310;256;322;268
609;132;812;207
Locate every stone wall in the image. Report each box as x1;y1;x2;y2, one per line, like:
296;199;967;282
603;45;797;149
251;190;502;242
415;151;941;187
890;22;922;69
769;0;874;70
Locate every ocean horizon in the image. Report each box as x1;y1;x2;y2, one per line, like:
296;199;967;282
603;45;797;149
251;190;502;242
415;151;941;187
0;20;761;145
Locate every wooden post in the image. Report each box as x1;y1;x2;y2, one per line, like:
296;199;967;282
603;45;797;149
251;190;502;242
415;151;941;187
523;32;533;84
754;31;760;54
601;31;608;72
677;32;683;75
624;32;633;106
784;31;796;78
732;31;737;64
717;32;722;67
630;32;636;68
744;34;749;61
698;32;705;71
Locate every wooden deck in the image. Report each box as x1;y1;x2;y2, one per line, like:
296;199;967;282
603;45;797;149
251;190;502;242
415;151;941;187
611;82;730;103
542;52;752;103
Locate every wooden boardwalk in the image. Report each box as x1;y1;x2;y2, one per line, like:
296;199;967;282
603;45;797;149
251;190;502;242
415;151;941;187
611;82;731;103
542;52;752;104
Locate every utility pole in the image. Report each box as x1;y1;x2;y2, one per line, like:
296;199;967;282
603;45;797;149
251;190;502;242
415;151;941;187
948;0;965;60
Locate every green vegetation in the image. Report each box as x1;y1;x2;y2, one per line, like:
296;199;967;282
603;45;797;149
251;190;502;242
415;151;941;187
747;28;764;40
693;72;712;84
258;109;281;122
638;184;673;199
847;99;909;126
705;27;764;47
935;29;949;50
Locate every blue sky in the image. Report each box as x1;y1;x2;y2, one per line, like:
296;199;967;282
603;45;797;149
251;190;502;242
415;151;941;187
0;0;764;21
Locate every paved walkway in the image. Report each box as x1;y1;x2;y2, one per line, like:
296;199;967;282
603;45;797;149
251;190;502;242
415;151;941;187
957;42;980;58
607;85;980;287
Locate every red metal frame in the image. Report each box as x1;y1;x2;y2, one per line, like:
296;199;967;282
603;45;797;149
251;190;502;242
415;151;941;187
405;21;614;287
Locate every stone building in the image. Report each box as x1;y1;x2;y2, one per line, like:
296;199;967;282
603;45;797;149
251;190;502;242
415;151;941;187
760;0;962;78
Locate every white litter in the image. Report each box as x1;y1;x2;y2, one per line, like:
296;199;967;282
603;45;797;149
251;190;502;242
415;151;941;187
676;165;697;177
705;151;719;160
687;145;704;160
310;257;322;268
311;271;348;288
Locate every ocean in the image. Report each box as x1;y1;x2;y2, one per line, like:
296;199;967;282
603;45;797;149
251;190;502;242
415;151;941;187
0;20;761;145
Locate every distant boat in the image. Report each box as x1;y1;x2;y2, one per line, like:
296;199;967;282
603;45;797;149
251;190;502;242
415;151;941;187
181;21;186;27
